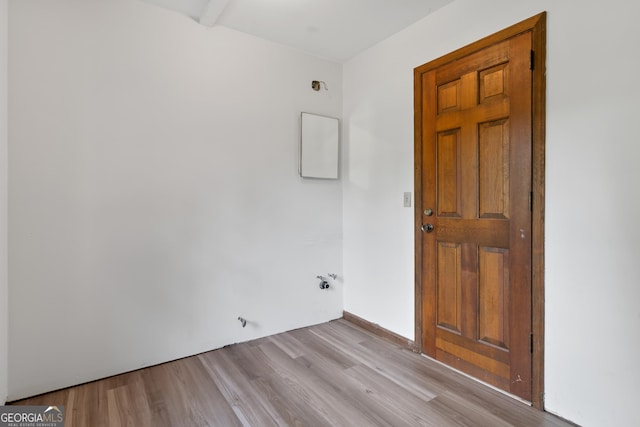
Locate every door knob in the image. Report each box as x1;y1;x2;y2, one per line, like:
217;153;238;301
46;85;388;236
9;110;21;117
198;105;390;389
421;223;434;233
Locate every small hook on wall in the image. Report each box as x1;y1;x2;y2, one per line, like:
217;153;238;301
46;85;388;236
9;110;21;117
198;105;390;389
311;80;328;91
238;316;247;328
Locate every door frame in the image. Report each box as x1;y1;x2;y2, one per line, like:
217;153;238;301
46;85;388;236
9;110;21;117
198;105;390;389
413;13;547;409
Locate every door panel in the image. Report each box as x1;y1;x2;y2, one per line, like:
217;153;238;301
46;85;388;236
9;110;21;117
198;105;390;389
436;130;461;217
436;242;462;333
478;119;510;219
478;246;510;350
416;31;533;400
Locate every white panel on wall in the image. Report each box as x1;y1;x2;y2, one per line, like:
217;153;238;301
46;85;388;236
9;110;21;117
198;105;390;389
8;0;342;400
342;0;640;426
300;112;340;179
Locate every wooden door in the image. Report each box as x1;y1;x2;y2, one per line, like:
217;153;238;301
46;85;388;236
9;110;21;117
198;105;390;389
415;29;536;401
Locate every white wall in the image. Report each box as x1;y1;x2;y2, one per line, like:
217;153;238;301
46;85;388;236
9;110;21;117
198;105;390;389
343;0;640;426
0;0;8;406
8;0;342;400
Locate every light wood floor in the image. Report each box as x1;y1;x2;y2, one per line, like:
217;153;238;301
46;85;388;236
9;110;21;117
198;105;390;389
14;319;575;426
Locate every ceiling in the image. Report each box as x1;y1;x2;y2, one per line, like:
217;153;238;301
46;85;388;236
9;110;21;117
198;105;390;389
141;0;455;62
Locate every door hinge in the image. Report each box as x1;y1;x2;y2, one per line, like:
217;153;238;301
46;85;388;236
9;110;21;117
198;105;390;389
529;192;533;211
530;50;535;70
530;333;534;353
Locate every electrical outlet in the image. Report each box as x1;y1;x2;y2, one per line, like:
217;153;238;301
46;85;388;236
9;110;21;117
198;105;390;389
403;192;412;207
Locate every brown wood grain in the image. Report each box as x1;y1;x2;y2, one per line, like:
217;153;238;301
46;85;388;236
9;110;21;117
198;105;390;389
414;12;546;406
530;12;547;411
436;217;510;247
342;310;415;351
11;319;570;426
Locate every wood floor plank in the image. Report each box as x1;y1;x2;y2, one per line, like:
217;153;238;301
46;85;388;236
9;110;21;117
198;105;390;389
340;364;437;426
426;391;514;427
167;356;244;426
11;319;576;427
106;379;153;427
294;355;401;427
257;340;366;426
226;340;276;381
288;327;358;370
287;328;443;426
138;366;173;427
309;324;447;402
282;336;405;426
269;332;306;359
198;349;284;426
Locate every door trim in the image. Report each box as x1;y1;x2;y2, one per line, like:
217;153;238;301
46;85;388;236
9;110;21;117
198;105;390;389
413;12;547;409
